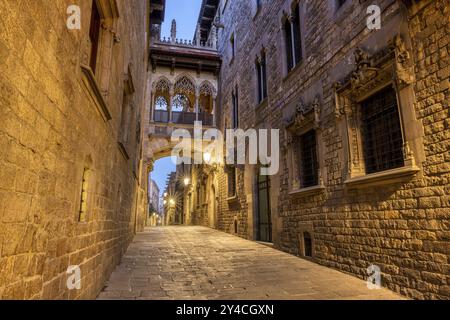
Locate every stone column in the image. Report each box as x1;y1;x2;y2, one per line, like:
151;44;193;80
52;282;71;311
195;92;200;122
150;90;155;122
169;88;174;123
212;95;217;126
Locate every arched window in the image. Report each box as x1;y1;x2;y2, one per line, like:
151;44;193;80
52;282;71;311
256;51;268;103
153;78;171;122
173;76;195;113
174;76;195;96
199;82;214;113
172;94;192;112
155;96;168;110
284;3;302;72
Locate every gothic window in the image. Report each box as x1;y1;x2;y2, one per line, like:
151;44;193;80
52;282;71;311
227;166;237;198
230;33;235;60
256;51;268;104
199;82;214;114
89;0;101;73
284;4;302;73
292;3;302;64
120;90;131;145
284;19;294;71
360;86;404;174
174;76;195;96
154;78;170;93
172;94;192;112
155;96;168;110
296;130;319;188
232;86;239;129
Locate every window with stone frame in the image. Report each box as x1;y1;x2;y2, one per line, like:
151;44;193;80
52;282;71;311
283;3;302;73
230;33;235;61
89;0;101;73
227;166;237;198
334;36;423;187
285;96;325;194
360;86;405;174
80;0;120;122
118;68;135;160
296;130;319;188
256;50;268;104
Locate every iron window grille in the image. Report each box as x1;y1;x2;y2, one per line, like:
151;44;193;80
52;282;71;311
361;86;404;174
297;130;319;188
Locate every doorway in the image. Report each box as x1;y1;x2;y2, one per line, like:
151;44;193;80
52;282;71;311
256;174;272;242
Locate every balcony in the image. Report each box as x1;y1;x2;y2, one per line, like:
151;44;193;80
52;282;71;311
154;110;214;126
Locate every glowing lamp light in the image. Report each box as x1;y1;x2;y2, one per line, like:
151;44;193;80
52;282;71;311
169;198;175;205
164;192;168;197
203;152;212;164
184;178;190;186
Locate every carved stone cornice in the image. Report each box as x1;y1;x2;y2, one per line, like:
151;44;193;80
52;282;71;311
285;96;322;133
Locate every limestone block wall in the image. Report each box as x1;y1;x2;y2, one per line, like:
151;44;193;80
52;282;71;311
0;0;149;299
215;0;449;299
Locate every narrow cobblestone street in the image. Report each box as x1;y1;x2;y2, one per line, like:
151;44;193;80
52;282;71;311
98;227;403;300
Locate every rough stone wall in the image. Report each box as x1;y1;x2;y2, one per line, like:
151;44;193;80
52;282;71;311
216;166;248;238
216;0;449;299
0;0;148;299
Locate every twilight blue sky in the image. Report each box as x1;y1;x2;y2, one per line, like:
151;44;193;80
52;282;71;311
151;157;176;197
152;0;202;195
160;0;202;40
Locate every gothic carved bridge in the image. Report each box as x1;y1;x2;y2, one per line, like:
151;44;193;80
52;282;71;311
98;226;403;300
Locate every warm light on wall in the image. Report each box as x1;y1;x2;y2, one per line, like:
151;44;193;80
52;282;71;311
203;152;212;164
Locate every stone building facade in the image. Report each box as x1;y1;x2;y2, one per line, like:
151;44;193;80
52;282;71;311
189;0;449;299
0;0;151;299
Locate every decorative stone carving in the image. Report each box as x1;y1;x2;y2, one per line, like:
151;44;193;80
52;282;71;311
286;96;322;132
392;35;415;87
350;48;379;90
171;19;177;44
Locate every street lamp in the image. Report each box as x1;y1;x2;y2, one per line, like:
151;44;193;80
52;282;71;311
203;152;212;164
164;192;168;198
169;198;175;206
184;177;190;186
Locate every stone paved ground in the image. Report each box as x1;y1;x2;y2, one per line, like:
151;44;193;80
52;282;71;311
98;226;404;300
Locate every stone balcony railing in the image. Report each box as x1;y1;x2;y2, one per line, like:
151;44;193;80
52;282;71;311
153;110;214;127
152;36;217;52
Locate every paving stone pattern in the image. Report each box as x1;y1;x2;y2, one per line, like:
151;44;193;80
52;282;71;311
98;227;404;300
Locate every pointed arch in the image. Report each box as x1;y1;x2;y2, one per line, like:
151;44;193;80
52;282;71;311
173;74;196;96
199;80;217;97
152;76;172;93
